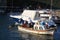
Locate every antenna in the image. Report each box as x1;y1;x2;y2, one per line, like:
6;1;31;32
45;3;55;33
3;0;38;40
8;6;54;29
50;0;54;15
12;0;13;12
51;0;53;11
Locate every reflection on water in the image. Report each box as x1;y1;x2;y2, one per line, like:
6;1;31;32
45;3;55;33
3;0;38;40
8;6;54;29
19;32;53;40
8;27;53;40
0;14;60;40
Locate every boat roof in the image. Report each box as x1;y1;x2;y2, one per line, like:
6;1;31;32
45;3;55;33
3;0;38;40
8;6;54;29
10;9;52;22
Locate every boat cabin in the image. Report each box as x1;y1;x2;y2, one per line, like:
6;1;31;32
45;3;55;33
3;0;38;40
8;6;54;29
20;10;52;22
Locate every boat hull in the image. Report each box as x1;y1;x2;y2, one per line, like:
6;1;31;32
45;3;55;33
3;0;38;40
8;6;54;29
18;26;55;35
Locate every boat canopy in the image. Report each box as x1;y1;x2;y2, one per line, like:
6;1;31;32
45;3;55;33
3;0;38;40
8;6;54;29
10;10;52;22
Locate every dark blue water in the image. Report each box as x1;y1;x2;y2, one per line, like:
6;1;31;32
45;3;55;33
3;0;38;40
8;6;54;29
0;15;60;40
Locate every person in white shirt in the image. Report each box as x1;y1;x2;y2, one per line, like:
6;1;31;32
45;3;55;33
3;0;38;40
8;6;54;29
28;17;32;24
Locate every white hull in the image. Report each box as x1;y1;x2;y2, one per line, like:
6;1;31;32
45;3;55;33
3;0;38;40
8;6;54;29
18;26;55;35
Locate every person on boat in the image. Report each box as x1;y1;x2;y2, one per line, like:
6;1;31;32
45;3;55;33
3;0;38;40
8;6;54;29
40;20;46;30
22;20;28;28
28;17;33;28
45;22;49;29
47;20;56;28
25;20;28;25
29;22;35;28
44;19;49;29
28;17;32;23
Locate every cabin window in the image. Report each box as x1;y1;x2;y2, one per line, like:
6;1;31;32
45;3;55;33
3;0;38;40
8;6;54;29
40;17;49;19
38;14;40;17
36;12;40;17
44;12;47;14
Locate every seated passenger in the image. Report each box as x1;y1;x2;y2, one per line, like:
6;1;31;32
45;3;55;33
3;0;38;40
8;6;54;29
29;22;34;28
47;20;56;28
45;22;49;29
28;17;33;28
28;17;32;24
40;20;46;30
22;20;28;28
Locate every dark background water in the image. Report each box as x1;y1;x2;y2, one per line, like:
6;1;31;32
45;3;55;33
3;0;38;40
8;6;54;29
0;14;60;40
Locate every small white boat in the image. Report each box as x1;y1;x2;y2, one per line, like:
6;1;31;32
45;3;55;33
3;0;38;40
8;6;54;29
18;26;56;35
10;10;56;35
